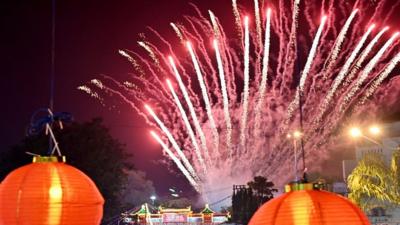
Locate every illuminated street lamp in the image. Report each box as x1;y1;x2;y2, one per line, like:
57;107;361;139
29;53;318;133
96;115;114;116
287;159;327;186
150;195;156;205
349;127;362;138
369;125;381;136
348;126;381;146
293;130;302;139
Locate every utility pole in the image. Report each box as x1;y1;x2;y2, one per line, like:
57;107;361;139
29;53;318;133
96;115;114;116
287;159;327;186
48;0;56;155
296;39;307;182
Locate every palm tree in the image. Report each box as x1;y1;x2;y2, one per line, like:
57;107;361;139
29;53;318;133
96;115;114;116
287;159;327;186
347;148;400;210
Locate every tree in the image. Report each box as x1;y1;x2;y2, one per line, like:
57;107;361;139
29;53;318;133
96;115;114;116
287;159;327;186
347;149;400;211
0;118;146;222
247;176;277;205
232;176;277;224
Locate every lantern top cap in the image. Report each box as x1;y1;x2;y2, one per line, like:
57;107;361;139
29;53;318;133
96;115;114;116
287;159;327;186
32;155;66;163
250;183;370;225
284;183;316;192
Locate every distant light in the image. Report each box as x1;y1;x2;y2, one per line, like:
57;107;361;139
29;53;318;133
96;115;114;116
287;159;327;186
369;125;381;136
168;56;174;64
293;131;302;139
369;24;375;30
349;127;362;138
244;16;249;24
171;193;179;197
150;195;156;201
213;39;218;48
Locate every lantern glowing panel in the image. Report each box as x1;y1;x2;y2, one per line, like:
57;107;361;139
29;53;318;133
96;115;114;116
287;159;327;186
248;184;370;225
0;156;104;225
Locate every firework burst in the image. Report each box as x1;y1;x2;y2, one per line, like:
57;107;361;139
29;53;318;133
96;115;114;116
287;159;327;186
81;0;400;206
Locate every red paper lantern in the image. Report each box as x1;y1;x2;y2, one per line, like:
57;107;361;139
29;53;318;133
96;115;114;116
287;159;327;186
0;156;104;225
249;183;370;225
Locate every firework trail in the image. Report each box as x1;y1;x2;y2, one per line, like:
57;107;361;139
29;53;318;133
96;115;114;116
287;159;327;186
316;24;375;123
187;42;220;153
118;50;144;75
209;11;221;39
82;0;400;206
341;32;399;112
322;9;358;79
77;86;103;102
170;23;184;42
362;52;400;103
254;8;271;132
166;79;207;174
287;15;327;119
281;0;300;86
232;0;242;38
145;105;199;180
214;39;233;155
138;41;160;66
240;16;250;149
150;131;199;190
299;15;327;90
168;57;210;163
254;0;262;47
344;26;389;86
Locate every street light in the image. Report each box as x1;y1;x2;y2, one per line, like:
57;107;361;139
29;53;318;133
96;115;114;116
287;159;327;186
293;130;302;139
369;125;381;136
349;127;362;138
150;195;156;205
348;126;381;146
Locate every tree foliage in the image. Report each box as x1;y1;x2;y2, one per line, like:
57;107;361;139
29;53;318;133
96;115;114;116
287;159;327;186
232;176;277;224
247;176;277;205
0;118;150;222
348;148;400;210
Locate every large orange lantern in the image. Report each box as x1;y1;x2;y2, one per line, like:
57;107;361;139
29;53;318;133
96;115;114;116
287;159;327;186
0;156;104;225
249;183;370;225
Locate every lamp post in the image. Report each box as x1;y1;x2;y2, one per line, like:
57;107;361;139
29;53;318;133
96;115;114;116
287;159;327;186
348;125;382;146
288;130;302;182
150;195;156;205
344;124;384;182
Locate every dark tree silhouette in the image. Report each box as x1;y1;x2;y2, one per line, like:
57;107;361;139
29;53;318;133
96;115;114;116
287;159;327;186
247;176;278;207
0;118;135;222
232;176;277;224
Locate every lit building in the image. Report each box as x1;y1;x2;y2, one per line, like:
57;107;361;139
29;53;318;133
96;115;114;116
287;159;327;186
121;203;229;224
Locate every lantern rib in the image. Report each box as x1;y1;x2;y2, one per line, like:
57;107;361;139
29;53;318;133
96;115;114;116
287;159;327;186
271;192;293;225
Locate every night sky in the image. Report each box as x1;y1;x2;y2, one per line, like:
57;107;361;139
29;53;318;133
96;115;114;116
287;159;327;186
0;0;236;195
2;0;400;195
